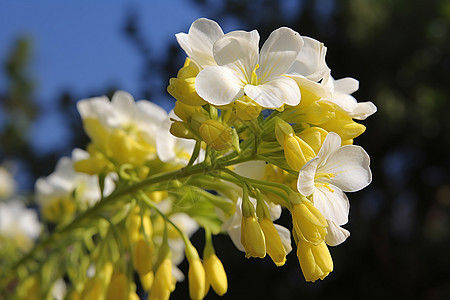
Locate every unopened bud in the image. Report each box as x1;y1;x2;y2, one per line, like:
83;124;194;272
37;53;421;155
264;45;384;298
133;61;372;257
235;96;262;121
199;120;232;151
167;58;206;106
241;216;266;259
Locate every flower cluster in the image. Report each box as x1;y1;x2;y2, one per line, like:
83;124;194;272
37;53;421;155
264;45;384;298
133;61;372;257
1;18;375;299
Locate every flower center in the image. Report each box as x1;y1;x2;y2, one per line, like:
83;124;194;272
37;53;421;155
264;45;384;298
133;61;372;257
250;64;260;85
315;173;335;193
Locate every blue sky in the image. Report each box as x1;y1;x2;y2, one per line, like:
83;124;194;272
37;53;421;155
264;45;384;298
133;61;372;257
0;1;211;107
0;1;221;159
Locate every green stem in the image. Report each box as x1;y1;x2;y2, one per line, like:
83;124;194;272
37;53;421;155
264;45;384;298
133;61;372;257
186;140;201;167
137;191;190;246
11;162;212;272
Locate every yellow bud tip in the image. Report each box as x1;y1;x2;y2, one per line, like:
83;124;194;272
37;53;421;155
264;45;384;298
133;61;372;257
149;258;175;300
291;202;327;245
241;216;266;259
189;259;206;300
199;120;233;151
204;254;228;296
297;240;333;282
259;218;287;267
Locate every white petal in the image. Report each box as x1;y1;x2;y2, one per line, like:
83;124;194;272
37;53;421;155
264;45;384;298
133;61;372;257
71;148;89;162
156;116;177;162
102;173;117;197
221;198;245;252
258;27;303;82
316;132;342;167
233;161;267;180
19;205;41;240
244;76;300;108
267;202;282;221
195;66;244;105
274;224;292;254
326;93;358;113
287;36;329;81
325;220;350;246
289;74;332;99
111;90;136;124
172;266;185;282
135;100;168;124
44;158;77;194
320;144;372;192
297;157;319;196
313;185;349;225
227;221;245;252
51;278;67;300
350;101;377;120
213;30;260;82
170;213;199;238
334;77;359;94
176;18;224;68
76;96;110;120
169;238;186;266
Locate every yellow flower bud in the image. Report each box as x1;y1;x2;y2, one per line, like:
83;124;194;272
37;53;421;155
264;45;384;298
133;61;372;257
16;275;42;300
109;129;151;166
67;289;81;300
133;238;154;278
41;195;76;223
81;261;114;299
149;258;175;300
204;254;227;296
140;271;154;292
297;239;333;282
199;120;232;151
82;118;109;151
188;258;206;300
106;271;129;300
190;113;210;132
170;121;195;139
80;278;104;300
275;118;316;171
235;96;262;121
173;101;207;122
241;216;266;259
297;127;328;154
74;144;113;175
321;108;366;141
147;191;168;203
129;292;140;300
283;135;316;171
167;58;207;106
274;118;294;146
259;217;286;266
300;101;335;125
291;202;327;245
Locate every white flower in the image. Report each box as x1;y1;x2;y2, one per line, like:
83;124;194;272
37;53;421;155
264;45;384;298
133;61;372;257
321;74;377;120
287;36;330;82
176;18;224;69
297;132;371;246
221;197;292;255
194;25;304;108
77;90;167;154
0;165;16;199
0;200;41;247
35;149;114;210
